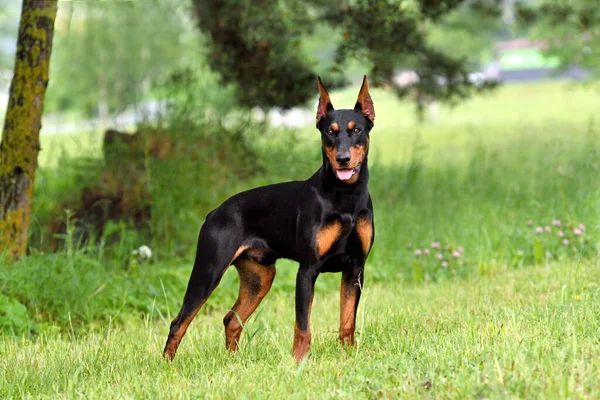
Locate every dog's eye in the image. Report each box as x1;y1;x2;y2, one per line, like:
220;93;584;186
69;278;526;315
326;128;333;135
353;128;361;135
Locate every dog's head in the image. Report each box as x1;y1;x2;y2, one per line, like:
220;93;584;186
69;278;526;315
316;76;375;184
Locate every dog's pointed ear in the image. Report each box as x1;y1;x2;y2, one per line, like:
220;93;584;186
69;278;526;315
354;75;375;122
316;77;334;124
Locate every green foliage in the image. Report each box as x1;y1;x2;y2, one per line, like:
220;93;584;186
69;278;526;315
514;220;594;267
408;242;467;282
0;293;31;336
157;55;239;127
518;0;600;79
193;0;317;109
334;0;482;103
46;0;190;116
30;155;104;250
35;58;261;255
194;0;502;110
0;247;184;330
426;4;502;66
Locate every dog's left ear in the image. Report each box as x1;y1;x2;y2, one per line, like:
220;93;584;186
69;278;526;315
316;76;334;124
354;75;375;122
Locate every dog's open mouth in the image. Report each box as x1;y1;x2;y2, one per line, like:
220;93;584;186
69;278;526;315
335;163;361;181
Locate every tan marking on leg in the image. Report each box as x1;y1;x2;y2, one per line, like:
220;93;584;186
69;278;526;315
164;299;207;361
316;220;342;257
292;294;314;362
224;256;276;351
165;246;245;361
356;216;373;255
347;120;355;130
293;324;312;362
231;245;250;265
330;122;339;131
339;271;359;347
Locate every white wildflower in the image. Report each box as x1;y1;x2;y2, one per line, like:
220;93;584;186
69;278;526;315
133;245;153;260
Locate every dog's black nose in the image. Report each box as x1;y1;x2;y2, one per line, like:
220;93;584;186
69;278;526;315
336;152;351;166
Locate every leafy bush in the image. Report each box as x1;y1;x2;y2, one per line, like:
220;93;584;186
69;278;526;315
0;248;187;330
0;293;31;336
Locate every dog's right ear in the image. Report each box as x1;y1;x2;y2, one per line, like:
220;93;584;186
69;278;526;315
355;75;375;123
316;77;334;124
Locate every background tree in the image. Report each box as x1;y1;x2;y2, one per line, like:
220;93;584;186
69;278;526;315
193;0;502;111
518;0;600;80
0;0;58;260
45;1;189;125
193;0;318;109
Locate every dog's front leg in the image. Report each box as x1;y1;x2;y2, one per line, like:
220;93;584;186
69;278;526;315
292;267;319;362
339;264;364;347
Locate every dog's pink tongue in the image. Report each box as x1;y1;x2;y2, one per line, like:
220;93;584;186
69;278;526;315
336;169;354;181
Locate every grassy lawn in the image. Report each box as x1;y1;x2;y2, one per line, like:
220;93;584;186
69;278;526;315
2;260;599;398
2;81;600;398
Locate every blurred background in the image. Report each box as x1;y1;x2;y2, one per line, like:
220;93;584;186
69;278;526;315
0;0;599;342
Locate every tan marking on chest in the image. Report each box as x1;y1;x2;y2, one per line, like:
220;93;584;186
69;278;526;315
316;220;342;257
356;216;373;254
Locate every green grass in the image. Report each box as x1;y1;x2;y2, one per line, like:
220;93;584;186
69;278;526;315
2;81;600;398
38;131;102;168
2;260;599;398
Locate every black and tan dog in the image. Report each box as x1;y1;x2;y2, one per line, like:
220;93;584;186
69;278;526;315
163;76;375;362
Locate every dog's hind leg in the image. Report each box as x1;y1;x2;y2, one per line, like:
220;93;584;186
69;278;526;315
163;231;246;361
223;254;276;351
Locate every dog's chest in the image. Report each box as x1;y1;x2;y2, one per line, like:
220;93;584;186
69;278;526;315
315;211;372;260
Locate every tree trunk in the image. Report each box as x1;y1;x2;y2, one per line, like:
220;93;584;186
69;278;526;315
0;0;58;261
